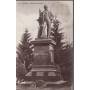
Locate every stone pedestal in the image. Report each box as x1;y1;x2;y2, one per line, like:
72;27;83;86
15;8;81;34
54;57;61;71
25;39;61;81
32;39;55;65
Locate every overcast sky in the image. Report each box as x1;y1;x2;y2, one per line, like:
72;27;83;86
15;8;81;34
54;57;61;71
16;1;73;45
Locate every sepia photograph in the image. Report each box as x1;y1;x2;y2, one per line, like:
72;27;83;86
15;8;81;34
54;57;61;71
16;0;73;90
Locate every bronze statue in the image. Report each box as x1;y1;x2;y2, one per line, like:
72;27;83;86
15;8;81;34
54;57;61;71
37;5;54;38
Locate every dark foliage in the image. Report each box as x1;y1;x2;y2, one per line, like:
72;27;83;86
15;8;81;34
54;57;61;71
51;18;73;82
50;19;64;63
16;57;27;81
16;29;33;72
60;45;73;82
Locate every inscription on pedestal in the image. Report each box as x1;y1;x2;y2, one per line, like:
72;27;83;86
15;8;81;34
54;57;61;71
33;51;51;65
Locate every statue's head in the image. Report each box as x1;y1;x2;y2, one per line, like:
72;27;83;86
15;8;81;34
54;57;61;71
44;5;48;10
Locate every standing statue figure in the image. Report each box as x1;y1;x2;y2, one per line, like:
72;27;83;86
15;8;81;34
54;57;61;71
37;5;54;38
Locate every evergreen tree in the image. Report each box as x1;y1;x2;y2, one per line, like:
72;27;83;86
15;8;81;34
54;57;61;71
60;44;73;82
51;19;64;48
16;29;33;72
51;18;64;64
51;18;73;82
16;57;27;82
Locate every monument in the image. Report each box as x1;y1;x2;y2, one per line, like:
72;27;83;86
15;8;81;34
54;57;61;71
25;5;62;82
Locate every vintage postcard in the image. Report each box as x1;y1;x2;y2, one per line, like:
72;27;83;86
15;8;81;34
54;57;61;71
16;0;73;90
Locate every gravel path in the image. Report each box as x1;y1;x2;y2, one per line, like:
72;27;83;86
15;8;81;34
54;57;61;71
16;86;73;90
